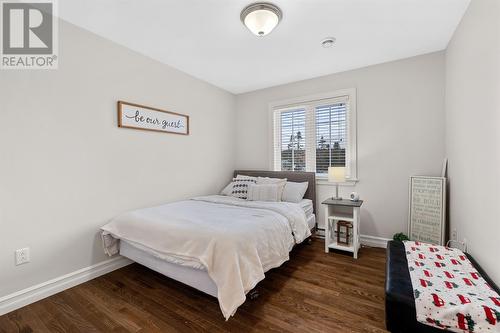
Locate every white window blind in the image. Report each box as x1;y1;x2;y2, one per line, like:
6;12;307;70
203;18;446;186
271;90;357;180
315;102;348;174
278;108;306;171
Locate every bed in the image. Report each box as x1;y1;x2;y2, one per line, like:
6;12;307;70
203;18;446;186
101;170;316;320
386;240;500;333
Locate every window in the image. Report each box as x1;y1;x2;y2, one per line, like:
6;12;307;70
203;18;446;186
280;108;306;171
315;103;347;174
271;89;357;180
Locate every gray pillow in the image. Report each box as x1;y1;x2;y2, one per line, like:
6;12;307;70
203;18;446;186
282;181;309;203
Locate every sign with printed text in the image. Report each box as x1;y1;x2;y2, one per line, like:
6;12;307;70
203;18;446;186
118;101;189;135
408;176;446;245
1;0;58;69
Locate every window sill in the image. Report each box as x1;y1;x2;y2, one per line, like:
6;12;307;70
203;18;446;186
316;178;358;187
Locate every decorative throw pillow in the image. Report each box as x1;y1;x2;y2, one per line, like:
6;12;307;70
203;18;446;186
282;181;309;203
247;183;282;202
230;177;256;199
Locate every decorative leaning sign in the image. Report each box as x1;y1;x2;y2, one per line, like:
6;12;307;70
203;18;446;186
408;176;447;245
117;101;189;135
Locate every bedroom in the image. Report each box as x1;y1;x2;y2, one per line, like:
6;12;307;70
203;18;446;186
0;0;499;332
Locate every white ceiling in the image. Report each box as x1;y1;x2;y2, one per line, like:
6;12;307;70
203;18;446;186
59;0;470;94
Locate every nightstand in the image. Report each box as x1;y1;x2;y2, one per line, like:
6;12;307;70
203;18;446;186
322;198;363;259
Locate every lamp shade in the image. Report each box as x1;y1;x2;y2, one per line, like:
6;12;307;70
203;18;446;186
328;167;346;182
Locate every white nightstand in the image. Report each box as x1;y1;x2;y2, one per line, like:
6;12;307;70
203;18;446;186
322;198;363;259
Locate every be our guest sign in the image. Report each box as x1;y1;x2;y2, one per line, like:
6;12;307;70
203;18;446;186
118;101;189;135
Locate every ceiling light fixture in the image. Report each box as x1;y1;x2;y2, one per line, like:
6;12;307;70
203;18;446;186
321;37;336;48
241;2;282;37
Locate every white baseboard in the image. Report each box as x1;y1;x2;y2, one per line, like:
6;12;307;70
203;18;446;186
314;231;390;248
0;256;132;316
315;230;390;248
360;235;390;248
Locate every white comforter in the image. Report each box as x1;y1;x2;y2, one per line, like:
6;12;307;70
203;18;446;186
101;195;310;320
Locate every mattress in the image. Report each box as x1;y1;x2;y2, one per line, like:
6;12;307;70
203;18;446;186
120;239;218;296
306;214;316;230
299;199;314;218
298;199;315;229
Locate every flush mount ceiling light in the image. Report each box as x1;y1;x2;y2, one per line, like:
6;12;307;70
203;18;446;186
321;37;336;48
241;2;282;37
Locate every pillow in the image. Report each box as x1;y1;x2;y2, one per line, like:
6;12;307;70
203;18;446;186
282;181;309;203
256;176;286;184
230;177;256;200
220;182;234;196
256;177;287;198
247;183;282;202
236;174;258;181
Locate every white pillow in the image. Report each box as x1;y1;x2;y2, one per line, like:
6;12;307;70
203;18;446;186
247;183;282;202
282;181;309;203
220;182;234;196
256;177;287;198
236;174;258;181
256;176;287;184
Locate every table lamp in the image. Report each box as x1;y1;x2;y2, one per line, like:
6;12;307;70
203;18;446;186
328;166;345;200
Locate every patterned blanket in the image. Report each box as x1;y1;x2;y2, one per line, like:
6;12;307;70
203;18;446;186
404;241;500;332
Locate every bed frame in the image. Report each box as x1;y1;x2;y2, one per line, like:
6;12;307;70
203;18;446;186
120;170;317;299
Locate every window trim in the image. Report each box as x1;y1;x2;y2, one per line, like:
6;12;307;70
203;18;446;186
268;88;358;184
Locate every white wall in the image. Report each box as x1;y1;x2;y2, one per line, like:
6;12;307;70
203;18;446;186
445;0;500;284
235;52;446;239
0;20;235;297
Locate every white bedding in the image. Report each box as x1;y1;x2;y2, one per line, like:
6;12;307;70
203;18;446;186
101;195;310;320
299;199;314;218
306;214;316;229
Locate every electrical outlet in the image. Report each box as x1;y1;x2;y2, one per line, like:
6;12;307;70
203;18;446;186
15;247;30;265
451;228;458;241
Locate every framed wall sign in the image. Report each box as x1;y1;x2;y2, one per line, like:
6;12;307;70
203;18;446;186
118;101;189;135
408;176;447;245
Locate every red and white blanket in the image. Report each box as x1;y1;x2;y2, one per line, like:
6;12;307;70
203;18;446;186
404;241;500;332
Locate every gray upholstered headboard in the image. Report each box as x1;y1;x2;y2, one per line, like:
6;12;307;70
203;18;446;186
233;170;317;214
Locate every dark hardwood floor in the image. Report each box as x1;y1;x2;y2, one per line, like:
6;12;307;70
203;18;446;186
0;240;387;333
